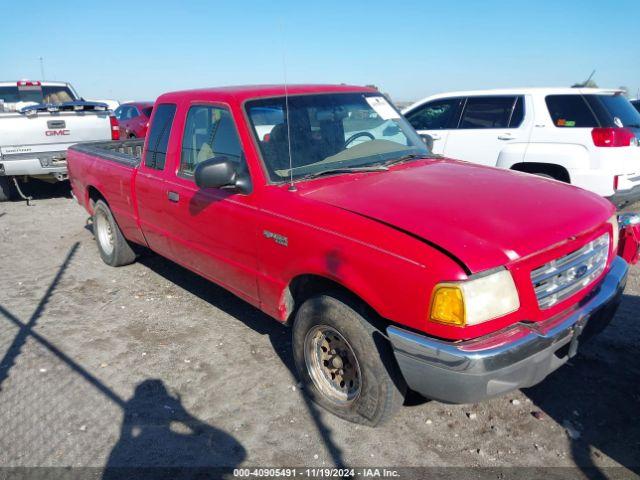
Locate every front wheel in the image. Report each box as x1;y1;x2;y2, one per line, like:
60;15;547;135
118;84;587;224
292;294;406;426
93;199;136;267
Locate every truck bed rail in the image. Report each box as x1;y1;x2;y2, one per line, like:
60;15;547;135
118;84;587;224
69;139;144;167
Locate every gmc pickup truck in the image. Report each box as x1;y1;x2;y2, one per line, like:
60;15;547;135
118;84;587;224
68;85;631;426
0;80;119;201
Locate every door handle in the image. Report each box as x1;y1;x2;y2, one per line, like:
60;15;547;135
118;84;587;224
498;133;514;140
167;191;180;203
430;133;442;140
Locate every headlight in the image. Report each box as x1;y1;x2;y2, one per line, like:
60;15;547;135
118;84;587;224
608;215;619;252
430;269;520;327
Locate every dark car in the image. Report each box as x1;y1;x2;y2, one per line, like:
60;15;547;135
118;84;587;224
114;102;154;138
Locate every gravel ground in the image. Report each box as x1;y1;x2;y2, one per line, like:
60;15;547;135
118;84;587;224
0;182;638;478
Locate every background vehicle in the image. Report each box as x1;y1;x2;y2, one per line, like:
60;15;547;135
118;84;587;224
68;84;628;426
114;102;154;138
0;80;119;201
403;88;640;206
88;98;120;111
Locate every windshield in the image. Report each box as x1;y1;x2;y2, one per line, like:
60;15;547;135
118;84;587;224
246;92;429;182
0;85;77;106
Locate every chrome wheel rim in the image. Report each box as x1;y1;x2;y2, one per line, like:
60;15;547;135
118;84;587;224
95;210;114;256
304;325;362;405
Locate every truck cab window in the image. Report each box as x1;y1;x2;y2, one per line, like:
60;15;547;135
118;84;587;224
180;105;243;177
145;103;176;170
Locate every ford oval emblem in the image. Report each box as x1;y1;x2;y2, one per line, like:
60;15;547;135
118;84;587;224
575;265;589;279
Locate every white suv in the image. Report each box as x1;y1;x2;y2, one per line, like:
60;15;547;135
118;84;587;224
402;88;640;206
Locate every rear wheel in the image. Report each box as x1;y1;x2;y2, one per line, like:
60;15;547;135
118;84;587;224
0;176;17;202
292;294;406;426
93;199;136;266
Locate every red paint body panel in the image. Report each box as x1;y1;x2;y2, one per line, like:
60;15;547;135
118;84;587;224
300;159;613;273
67;84;617;341
619;224;640;265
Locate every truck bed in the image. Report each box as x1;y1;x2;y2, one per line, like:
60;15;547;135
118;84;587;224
67;138;147;247
68;139;144;167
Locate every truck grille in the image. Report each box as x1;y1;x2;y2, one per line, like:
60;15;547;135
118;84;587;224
531;233;610;309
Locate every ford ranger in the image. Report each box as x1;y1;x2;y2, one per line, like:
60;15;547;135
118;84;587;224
0;80;119;201
67;85;631;426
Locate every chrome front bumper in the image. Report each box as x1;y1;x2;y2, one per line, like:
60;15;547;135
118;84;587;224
387;256;629;404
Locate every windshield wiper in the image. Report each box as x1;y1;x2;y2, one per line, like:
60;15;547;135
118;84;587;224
298;165;388;181
382;153;423;167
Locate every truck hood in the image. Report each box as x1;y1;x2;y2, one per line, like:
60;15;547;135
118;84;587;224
301;159;614;273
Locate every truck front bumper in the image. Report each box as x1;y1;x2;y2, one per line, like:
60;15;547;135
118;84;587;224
387;256;629;404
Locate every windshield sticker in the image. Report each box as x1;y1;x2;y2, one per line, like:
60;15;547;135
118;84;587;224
365;96;400;120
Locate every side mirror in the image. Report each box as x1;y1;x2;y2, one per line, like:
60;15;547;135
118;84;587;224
420;133;434;151
194;157;252;194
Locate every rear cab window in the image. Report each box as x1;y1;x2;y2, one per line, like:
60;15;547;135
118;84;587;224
0;84;77;111
144;103;177;170
458;96;523;129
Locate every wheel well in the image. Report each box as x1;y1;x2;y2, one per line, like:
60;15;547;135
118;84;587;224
511;162;571;183
87;186;107;212
284;274;383;327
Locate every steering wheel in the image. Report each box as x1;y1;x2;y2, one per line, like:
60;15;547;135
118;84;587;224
345;131;375;148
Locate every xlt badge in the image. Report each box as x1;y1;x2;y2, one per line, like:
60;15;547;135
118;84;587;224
263;230;288;246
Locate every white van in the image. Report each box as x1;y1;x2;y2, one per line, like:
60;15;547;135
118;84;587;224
403;88;640;206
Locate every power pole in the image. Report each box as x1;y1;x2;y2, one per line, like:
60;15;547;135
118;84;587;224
39;57;45;80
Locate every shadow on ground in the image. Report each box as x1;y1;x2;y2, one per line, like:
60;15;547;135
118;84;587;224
524;293;640;478
103;379;245;479
0;244;246;477
10;178;72;202
138;253;350;468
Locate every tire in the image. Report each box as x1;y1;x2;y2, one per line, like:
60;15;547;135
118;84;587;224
292;294;406;426
93;199;136;267
0;176;17;202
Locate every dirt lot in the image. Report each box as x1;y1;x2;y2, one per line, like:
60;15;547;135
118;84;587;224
0;183;639;478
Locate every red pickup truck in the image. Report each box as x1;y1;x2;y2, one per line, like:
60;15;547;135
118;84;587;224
68;84;630;426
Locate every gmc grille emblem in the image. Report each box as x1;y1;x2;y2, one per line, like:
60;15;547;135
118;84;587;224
45;129;70;136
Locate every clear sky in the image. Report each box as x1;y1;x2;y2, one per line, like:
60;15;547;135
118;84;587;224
1;0;638;103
